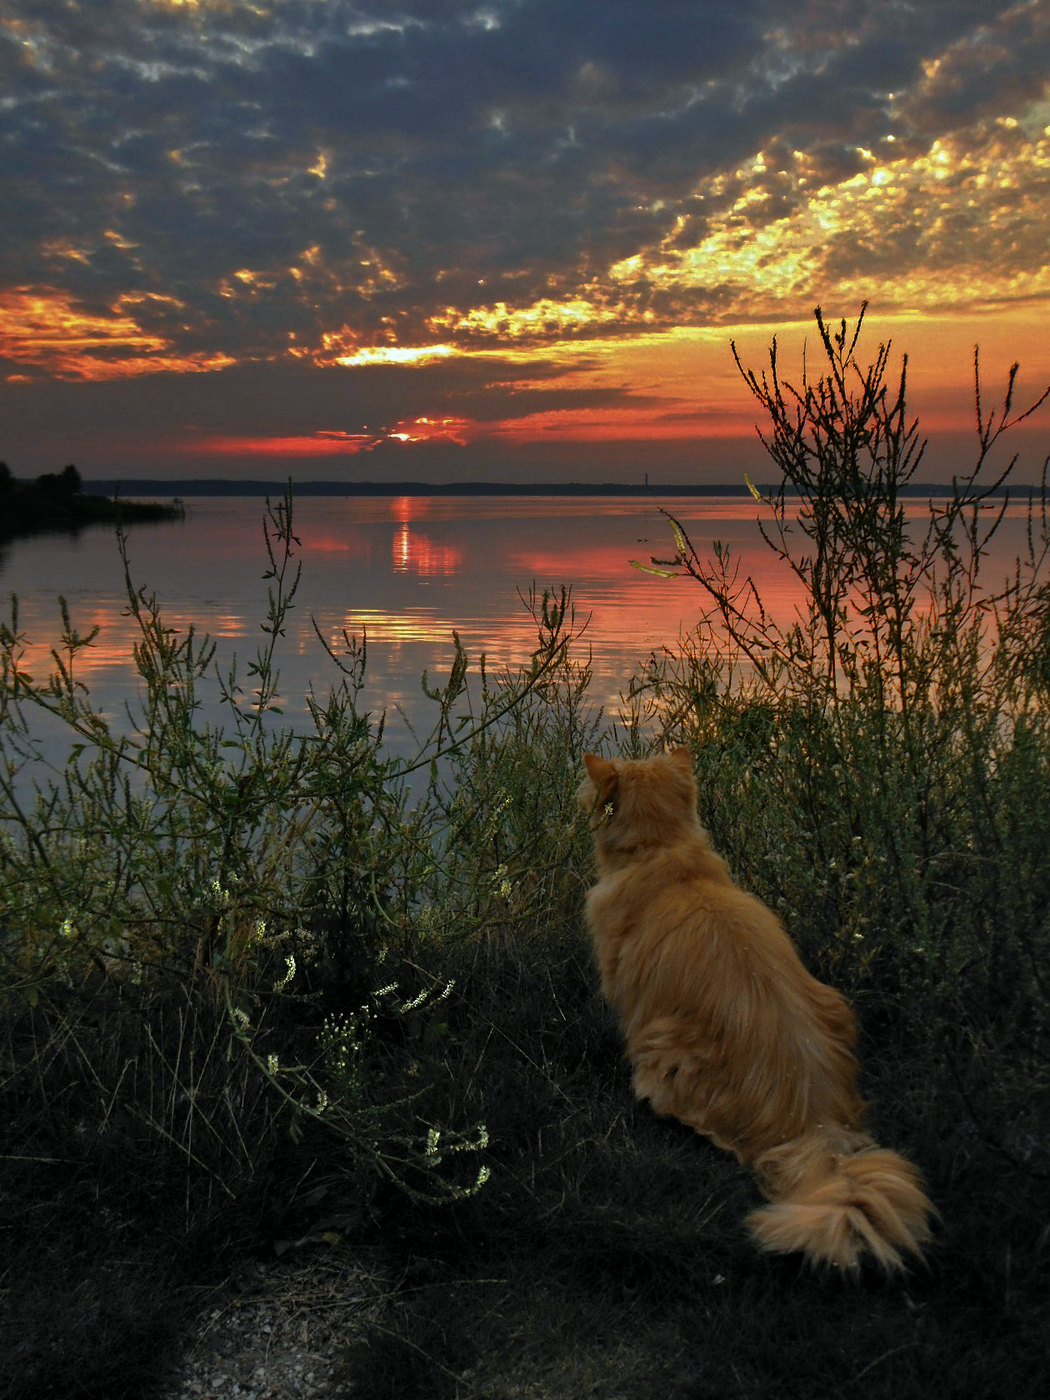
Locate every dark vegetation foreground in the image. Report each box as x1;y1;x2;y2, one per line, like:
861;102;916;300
2;312;1049;1398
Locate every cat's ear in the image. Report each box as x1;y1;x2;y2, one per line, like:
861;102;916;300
669;746;693;770
583;753;619;808
584;752;615;783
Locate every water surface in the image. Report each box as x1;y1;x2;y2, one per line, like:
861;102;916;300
1;493;1037;767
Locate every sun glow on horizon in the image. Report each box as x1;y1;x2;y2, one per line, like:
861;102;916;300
388;415;474;444
185;431;381;457
187;412;483;458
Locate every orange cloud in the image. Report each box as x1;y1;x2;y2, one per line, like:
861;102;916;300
388;416;476;444
0;286;233;380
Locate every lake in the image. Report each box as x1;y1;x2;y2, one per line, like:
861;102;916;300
0;492;1039;770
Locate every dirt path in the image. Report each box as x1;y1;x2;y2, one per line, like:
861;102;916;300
156;1253;390;1400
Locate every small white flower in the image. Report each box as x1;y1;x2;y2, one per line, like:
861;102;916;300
274;954;296;991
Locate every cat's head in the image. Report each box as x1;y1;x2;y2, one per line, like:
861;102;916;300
578;748;699;859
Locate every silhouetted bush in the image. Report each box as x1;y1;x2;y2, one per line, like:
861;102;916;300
35;462;81;496
0;460;181;538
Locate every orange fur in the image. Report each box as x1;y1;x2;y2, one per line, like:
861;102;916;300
578;748;935;1273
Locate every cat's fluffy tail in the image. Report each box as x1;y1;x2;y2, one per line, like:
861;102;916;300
746;1131;935;1273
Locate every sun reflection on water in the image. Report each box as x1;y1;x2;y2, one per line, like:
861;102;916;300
392;521;463;576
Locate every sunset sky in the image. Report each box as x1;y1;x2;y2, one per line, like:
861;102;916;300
2;0;1050;485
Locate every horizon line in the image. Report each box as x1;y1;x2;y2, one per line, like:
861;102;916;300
76;477;989;499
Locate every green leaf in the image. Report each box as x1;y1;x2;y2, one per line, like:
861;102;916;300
630;560;678;578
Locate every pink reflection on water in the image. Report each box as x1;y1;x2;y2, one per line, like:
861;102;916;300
392;521;462;576
391;516;462;577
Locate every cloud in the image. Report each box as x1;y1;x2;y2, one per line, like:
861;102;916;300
0;346;655;441
1;0;1048;476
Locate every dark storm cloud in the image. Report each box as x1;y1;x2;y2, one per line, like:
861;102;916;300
900;1;1050;130
1;0;1048;409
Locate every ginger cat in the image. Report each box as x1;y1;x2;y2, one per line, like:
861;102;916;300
578;747;934;1272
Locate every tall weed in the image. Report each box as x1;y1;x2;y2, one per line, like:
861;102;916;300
631;306;1050;1179
0;489;588;1328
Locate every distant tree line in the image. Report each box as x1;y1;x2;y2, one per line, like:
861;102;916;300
0;461;183;539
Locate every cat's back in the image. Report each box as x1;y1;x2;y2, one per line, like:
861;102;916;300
587;835;733;934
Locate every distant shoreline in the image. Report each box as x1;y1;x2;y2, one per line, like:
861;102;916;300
0;471;185;542
80;478;983;499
